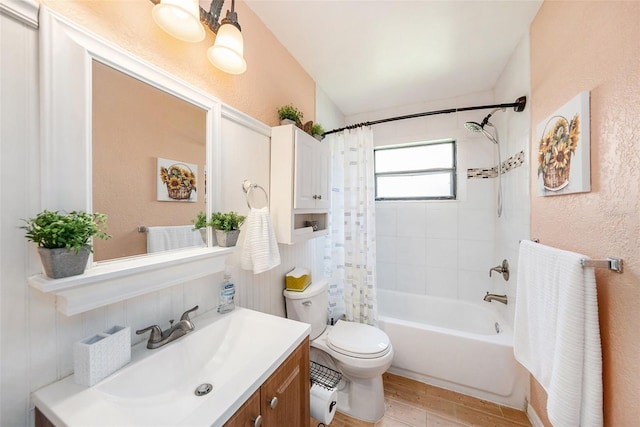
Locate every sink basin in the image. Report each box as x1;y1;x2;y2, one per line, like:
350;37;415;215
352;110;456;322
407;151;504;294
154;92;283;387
33;307;310;426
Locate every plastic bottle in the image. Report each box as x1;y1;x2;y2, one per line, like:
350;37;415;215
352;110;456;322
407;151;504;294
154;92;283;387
218;273;235;313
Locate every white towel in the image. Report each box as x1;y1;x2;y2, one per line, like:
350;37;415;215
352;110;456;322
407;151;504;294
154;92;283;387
240;207;281;274
146;225;205;253
514;240;602;427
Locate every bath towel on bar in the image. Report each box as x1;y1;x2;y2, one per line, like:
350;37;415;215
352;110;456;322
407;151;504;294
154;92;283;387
514;240;602;427
241;207;281;274
146;225;204;253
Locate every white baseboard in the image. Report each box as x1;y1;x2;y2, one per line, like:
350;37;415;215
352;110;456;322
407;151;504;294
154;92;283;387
527;403;545;427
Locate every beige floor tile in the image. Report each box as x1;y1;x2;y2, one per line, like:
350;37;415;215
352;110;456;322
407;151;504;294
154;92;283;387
375;416;415;427
426;386;502;417
426;413;469;427
384;397;427;426
499;406;531;426
454;405;526;427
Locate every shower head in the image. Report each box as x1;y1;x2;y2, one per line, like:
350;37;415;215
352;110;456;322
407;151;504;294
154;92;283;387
464;121;484;133
464;107;505;144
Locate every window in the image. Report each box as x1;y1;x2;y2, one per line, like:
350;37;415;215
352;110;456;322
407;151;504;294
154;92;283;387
374;140;456;200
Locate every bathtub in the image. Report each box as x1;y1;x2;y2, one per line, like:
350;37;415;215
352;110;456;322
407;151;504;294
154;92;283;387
377;289;528;408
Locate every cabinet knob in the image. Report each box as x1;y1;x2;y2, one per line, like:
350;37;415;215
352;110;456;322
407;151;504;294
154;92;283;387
268;396;279;409
317;195;322;200
313;195;318;199
251;415;262;427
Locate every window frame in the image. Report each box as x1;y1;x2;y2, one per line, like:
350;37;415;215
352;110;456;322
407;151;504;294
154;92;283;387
374;139;457;201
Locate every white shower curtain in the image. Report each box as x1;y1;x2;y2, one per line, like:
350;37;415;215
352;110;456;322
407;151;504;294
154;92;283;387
323;127;378;326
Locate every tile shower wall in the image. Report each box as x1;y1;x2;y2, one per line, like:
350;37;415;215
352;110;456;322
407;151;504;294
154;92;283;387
348;91;502;303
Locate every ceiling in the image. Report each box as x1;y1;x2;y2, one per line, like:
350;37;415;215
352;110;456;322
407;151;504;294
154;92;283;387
244;0;543;117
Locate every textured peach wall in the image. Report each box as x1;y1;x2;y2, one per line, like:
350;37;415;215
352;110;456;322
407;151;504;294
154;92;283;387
530;1;640;426
41;0;315;126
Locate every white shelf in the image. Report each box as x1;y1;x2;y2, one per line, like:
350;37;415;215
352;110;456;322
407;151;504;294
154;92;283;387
28;247;234;316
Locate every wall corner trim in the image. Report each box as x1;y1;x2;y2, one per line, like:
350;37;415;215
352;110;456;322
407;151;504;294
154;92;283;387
0;0;39;28
526;403;546;427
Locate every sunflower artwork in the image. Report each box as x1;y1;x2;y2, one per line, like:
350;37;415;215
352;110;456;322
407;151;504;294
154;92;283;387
157;158;198;202
536;91;591;196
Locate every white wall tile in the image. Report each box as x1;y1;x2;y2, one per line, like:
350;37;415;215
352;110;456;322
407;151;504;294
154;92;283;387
458;209;496;241
376;262;397;291
396;203;427;238
395;237;426;266
426;267;458;299
376;235;397;263
458;239;496;273
375;202;397;236
425;204;459;239
425;238;458;270
395;264;427;295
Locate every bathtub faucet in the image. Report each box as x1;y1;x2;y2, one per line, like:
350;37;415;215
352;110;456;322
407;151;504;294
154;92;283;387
489;259;510;281
483;292;508;305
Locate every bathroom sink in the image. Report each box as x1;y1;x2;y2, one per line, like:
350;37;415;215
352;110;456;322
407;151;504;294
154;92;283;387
33;307;310;426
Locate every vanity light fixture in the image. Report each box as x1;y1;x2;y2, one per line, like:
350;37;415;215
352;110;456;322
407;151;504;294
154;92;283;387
150;0;247;75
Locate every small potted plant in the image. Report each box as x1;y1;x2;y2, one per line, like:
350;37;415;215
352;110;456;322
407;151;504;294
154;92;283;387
277;104;304;127
21;210;111;279
193;211;208;243
311;123;325;140
209;211;246;247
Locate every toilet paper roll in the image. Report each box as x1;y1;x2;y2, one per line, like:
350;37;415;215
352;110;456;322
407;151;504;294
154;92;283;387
310;383;337;424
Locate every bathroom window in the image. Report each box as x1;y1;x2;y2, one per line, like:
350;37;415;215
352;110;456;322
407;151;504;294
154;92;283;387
374;139;456;200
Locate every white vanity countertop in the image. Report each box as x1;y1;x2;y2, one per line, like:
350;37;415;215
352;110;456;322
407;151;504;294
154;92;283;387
33;307;311;426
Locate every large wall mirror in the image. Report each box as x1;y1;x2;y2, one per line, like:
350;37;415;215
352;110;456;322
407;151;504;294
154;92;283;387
92;61;207;261
40;7;221;266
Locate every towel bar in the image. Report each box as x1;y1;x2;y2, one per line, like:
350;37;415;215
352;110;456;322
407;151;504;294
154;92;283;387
522;239;623;273
581;257;623;273
242;180;269;209
138;226;148;233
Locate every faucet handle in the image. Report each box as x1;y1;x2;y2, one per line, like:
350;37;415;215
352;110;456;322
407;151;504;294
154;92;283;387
180;305;199;322
136;325;163;343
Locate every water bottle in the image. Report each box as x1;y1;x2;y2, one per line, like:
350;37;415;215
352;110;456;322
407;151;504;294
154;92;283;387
218;273;235;313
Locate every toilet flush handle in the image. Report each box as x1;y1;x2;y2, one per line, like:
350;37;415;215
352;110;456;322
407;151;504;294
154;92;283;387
303;301;312;306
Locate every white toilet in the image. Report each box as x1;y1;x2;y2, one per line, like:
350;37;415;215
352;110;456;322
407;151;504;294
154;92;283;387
283;279;393;422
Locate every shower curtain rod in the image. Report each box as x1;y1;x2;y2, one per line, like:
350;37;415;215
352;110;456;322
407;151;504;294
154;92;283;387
323;96;527;136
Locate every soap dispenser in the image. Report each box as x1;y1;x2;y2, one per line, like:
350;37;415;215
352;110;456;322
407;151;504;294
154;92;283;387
218;272;235;313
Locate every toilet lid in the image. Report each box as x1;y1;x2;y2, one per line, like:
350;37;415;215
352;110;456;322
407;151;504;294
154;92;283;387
327;320;391;359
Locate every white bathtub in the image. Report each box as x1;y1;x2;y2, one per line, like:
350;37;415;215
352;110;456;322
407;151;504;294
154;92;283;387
377;289;528;408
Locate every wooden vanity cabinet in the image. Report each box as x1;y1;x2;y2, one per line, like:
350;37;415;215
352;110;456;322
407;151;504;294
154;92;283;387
224;337;310;427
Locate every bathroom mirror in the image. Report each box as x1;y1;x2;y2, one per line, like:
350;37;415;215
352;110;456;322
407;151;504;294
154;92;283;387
40;7;221;265
92;61;207;261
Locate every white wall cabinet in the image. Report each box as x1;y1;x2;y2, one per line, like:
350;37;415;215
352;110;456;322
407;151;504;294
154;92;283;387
271;125;330;244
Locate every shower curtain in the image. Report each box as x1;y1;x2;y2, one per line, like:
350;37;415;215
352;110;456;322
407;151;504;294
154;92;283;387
323;127;378;326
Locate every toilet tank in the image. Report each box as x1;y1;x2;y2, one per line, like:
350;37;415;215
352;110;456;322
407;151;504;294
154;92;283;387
283;279;328;340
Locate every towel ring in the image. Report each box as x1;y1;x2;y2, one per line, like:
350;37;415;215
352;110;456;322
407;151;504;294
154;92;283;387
242;179;269;209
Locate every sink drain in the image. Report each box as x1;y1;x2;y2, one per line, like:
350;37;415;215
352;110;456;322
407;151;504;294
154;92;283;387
195;383;213;396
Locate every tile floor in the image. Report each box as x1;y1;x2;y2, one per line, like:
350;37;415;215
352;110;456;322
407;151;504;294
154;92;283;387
311;373;532;427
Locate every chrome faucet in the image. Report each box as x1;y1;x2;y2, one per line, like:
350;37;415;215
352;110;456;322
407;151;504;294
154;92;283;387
489;259;510;281
483;292;508;305
136;305;199;349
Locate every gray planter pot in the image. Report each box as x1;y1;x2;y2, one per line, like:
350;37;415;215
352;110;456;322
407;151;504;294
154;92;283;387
38;245;91;279
215;229;240;247
198;228;207;244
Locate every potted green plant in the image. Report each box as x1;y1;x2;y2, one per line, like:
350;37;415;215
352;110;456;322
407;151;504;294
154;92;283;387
310;123;325;140
277;104;304;127
193;211;208;243
209;211;246;247
21;210;111;279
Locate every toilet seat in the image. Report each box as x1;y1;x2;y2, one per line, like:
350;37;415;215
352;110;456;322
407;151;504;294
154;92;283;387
327;320;391;359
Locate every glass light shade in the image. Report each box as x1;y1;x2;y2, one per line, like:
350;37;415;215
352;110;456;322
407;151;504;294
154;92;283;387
207;23;247;74
152;0;205;43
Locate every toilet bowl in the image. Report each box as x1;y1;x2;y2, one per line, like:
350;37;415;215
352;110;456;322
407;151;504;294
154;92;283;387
283;279;394;422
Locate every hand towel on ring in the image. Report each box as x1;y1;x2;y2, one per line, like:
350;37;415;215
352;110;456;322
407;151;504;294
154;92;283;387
240;207;281;274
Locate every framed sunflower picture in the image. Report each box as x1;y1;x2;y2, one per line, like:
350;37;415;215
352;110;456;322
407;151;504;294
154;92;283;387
157;157;198;202
536;91;591;196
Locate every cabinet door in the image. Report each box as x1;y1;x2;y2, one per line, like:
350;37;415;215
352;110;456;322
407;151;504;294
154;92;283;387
224;389;261;427
294;134;317;209
314;142;331;209
261;338;310;427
